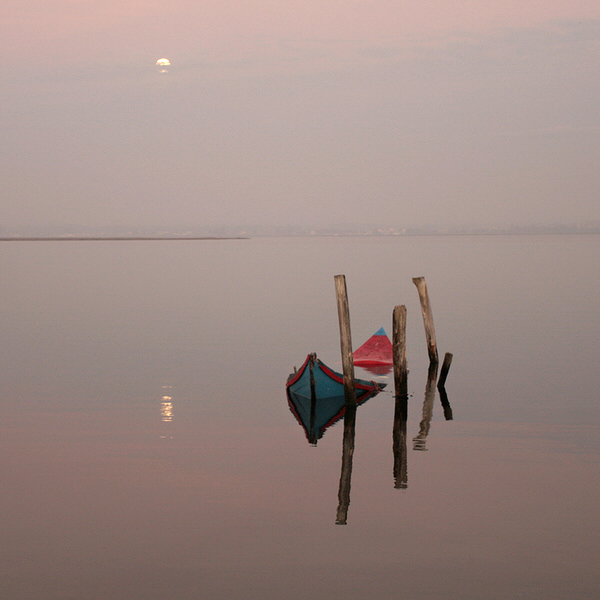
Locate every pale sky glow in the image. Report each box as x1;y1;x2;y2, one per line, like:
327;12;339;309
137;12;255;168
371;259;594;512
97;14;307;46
2;1;599;230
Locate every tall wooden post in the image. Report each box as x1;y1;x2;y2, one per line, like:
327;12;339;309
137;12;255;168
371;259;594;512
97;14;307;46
392;305;408;399
334;274;356;407
412;277;438;364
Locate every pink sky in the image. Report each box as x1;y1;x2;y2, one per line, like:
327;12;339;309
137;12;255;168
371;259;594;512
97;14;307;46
2;1;599;230
5;0;600;69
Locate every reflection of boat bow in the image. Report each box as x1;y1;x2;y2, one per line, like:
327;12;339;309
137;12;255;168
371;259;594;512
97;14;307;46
286;353;385;444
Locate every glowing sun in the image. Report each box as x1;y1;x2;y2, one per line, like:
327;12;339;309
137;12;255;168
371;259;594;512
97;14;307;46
155;58;170;73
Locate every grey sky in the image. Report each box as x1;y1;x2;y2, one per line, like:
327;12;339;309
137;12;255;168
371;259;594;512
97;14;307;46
2;4;599;230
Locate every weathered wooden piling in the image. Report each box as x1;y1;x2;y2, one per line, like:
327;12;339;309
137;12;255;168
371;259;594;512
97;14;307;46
334;274;356;407
412;276;438;364
437;352;453;388
392;305;408;399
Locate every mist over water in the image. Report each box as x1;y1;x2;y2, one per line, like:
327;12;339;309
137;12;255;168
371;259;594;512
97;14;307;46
2;235;599;599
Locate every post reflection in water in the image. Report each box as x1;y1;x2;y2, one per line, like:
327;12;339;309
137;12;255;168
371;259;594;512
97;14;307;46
286;360;454;523
438;383;453;421
335;400;356;525
413;362;438;451
392;394;408;489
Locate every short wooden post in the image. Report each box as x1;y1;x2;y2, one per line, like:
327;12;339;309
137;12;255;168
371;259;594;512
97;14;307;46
334;274;356;407
412;277;438;364
392;305;408;398
437;352;453;388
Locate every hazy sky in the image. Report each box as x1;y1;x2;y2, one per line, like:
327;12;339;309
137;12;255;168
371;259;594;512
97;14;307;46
2;1;599;230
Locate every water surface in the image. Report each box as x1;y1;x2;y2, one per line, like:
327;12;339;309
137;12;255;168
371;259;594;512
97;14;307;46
2;235;599;599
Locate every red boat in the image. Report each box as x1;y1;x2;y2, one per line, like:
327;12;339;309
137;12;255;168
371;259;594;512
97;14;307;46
353;328;393;369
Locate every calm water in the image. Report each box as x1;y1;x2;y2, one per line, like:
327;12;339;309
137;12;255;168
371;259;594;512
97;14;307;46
2;235;599;599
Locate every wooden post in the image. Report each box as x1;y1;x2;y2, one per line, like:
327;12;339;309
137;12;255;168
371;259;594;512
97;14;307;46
392;305;408;399
334;274;356;407
412;277;438;364
437;352;453;388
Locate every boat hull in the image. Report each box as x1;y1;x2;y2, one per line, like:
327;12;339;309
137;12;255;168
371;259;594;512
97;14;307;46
286;354;385;444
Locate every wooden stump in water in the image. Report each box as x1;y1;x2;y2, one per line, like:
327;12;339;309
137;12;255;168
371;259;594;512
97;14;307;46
392;305;408;399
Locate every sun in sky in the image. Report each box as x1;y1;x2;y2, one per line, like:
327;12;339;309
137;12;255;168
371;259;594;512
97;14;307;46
155;58;170;73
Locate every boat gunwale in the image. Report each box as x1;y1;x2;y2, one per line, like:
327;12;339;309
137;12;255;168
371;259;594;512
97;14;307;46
286;353;382;392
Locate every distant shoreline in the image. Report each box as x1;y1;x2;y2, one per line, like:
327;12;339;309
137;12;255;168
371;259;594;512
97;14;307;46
0;237;250;242
1;231;598;241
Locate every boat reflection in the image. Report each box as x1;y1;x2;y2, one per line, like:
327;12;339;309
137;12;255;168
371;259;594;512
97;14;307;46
286;354;384;445
360;363;393;377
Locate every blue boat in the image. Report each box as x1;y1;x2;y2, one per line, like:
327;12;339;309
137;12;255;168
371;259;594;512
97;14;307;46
286;353;385;444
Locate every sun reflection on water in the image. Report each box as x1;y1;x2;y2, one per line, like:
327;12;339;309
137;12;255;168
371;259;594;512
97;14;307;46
160;385;174;438
160;396;173;422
